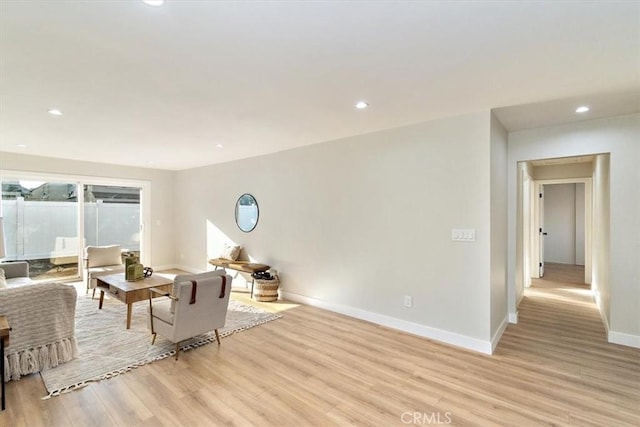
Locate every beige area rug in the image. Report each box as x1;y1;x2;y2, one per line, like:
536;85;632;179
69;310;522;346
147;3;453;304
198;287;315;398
40;294;281;398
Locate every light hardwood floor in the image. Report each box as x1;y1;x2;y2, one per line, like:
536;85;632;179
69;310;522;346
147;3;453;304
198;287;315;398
1;266;638;426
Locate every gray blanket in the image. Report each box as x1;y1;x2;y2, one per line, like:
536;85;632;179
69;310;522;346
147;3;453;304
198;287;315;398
1;282;78;381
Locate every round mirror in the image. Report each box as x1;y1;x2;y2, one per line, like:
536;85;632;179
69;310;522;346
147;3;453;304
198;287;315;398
235;194;259;232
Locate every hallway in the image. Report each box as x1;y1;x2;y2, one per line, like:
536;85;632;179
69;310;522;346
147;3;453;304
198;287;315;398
497;263;639;425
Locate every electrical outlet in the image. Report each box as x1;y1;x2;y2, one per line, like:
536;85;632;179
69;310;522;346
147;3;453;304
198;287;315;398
404;295;413;308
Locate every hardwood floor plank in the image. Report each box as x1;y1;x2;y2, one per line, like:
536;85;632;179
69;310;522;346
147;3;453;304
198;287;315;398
58;386;118;427
1;374;72;427
92;375;154;426
3;265;638;426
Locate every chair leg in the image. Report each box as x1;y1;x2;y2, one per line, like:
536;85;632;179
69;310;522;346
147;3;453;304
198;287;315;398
175;342;180;360
215;329;221;345
92;288;96;299
151;333;157;345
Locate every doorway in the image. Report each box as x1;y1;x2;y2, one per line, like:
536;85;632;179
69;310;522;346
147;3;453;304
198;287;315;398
539;182;587;278
531;178;592;286
515;153;614;332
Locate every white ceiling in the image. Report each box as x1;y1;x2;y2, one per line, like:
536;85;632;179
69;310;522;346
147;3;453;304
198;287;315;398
1;1;638;171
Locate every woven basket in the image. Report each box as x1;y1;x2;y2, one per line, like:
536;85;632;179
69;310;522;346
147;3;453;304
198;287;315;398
253;276;280;302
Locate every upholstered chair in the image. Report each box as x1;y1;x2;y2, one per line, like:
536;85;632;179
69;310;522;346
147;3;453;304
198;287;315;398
148;270;232;360
84;245;125;298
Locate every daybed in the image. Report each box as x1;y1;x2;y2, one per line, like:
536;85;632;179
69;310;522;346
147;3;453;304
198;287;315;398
0;261;78;381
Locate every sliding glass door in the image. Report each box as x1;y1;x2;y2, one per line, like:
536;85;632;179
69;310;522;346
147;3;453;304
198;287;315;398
1;178;144;281
83;185;141;256
1;179;80;280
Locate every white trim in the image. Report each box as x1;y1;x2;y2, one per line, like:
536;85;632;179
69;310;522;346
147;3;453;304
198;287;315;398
509;311;518;323
139;184;152;267
491;316;509;354
280;290;493;355
608;331;640;349
533;177;593;285
583;180;592;285
531;181;542;279
0;169;150;188
156;264;201;274
534;177;592;186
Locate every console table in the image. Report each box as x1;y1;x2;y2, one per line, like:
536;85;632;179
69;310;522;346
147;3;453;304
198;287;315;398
0;316;10;411
208;258;270;298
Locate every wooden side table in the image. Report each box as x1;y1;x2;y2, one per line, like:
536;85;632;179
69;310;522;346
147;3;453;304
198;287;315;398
0;315;10;411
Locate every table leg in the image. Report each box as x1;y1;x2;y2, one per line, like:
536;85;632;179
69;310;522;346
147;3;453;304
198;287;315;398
251;278;255;298
99;290;105;309
126;304;132;329
1;336;5;411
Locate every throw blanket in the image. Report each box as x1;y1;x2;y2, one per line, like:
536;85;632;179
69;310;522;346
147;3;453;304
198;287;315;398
1;282;78;381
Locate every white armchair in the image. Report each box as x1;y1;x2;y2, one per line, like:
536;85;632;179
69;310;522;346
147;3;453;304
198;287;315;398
148;270;232;360
84;245;125;298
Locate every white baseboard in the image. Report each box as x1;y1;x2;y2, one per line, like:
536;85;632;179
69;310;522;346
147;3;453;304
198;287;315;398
608;331;640;349
591;291;639;348
280;290;493;355
508;312;518;324
154;264;203;274
491;316;509;354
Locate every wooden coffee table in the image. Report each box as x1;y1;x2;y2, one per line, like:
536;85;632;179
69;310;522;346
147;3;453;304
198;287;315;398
96;273;173;329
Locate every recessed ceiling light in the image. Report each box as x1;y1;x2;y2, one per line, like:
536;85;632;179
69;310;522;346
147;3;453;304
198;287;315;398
216;144;224;148
575;106;590;113
142;0;164;6
48;109;63;116
16;144;27;148
355;101;369;109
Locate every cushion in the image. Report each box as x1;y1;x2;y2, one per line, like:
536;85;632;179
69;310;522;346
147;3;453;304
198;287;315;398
86;245;122;268
219;243;241;261
150;298;174;326
6;277;33;287
88;265;126;278
0;268;6;288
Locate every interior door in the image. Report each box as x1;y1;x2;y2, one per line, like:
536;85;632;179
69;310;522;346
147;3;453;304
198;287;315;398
539;185;545;277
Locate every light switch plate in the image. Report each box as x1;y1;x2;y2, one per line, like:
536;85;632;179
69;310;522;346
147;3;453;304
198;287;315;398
452;229;476;242
404;295;413;308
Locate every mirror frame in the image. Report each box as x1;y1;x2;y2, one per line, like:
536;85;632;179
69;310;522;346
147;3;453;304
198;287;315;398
235;193;259;233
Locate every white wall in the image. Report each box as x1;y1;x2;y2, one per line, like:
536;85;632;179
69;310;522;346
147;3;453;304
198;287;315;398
508;114;640;346
544;183;577;265
0;152;176;267
175;111;498;352
524;163;533;289
592;154;611;331
490;113;508;344
512;161;533;316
